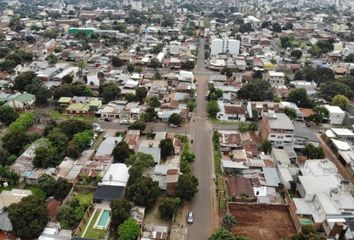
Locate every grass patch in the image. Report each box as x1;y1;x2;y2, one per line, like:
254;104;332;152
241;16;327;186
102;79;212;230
83;209;107;239
25;186;46;199
211;118;241;125
0;185;14;193
75;192;94;205
49;110;95;122
212;131;226;210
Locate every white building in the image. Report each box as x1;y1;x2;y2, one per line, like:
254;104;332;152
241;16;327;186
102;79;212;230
169;41;181;55
210;38;240;56
324;105;346;125
264;71;285;87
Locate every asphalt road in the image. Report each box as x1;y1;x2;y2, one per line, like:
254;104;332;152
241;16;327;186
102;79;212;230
187;37;215;240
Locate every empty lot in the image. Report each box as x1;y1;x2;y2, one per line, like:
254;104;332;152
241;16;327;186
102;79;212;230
229;203;296;240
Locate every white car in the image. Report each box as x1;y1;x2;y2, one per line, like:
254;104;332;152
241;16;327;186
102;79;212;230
187;211;194;224
120;120;130;125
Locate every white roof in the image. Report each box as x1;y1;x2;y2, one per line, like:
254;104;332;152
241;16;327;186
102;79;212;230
299;175;340;195
302;159;338;177
330;128;354;137
268;71;285;77
222;160;248;169
277;167;294;182
331;138;352;151
101;163;129;187
324;105;345;114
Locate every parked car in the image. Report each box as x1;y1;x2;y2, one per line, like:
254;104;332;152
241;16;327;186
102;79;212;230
104;118;112;122
120;119;130;125
169;123;178;128
187;211;194;224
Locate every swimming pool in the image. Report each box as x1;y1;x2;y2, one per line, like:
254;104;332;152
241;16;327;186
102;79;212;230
95;209;111;229
300;218;313;225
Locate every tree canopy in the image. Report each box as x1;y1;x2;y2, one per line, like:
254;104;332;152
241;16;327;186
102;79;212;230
159;197;181;220
118;218;141;240
159;138;175;160
237;79;274;101
112;141;133;163
110;199;132;230
126;176;160;208
8;195;48;240
287;88;312;108
332;94;349;110
176;174;199;201
168;113;183;126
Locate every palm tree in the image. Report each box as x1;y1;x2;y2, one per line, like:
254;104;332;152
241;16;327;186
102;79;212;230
222;213;237;230
77;60;88;72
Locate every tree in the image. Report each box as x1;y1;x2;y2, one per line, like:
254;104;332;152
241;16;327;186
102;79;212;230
110;199;132;230
57;198;87;229
313;67;334;85
332;94;349;110
345;53;354;63
261;21;271;29
62;75;73;84
176;174;198;201
303;144;325;159
100;83;121;103
2;131;30;155
112;141;133;163
135;87;148;103
9;16;24;32
292;225;326;240
8;195;48;239
239;23;253;33
118;218;141;240
320;82;353;100
260;139;272;154
111;56;124;67
222;213;237;230
72;130;93;152
160;138;175;160
33;140;57;168
182;61;195;70
45;53;58;65
209;228;236;240
77;60;87;71
222;68;233;78
161;13;175;27
291;50;302;59
127;153;155;185
147;96;160;108
311;106;329;125
38;174;71;200
237;79;274;101
59;119;91;139
0;148;11;166
168;113;183;126
0;105;19;125
287;88;312;108
207;101;220;118
13;71;36;91
128;120;146;131
125;93;137;102
149;58;160;69
272;22;282;32
126;176;160;208
284;107;297;120
159;197;181;220
127;64;134;73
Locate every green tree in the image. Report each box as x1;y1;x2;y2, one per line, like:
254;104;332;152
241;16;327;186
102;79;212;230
127;64;134;73
320;82;353;100
344;53;354;63
127;153;155;185
38;174;71;200
126;176;160;208
77;60;88;71
260;139;272;154
33;140;57;168
72;130;93;151
13;71;36;91
147;96;160;108
112;141;133;163
59;119;91;139
237;79;274;101
239;23;253;33
57;198;87;229
149;58;160;69
168;113;183;126
0;148;11;165
207;101;220;118
0;105;19;125
125;93;137;102
222;213;237;230
291;50;302;59
135;87;148;103
128;120;146;131
311;106;329;125
291;225;326;240
118;218;141;240
182;60;195;70
100;83;121;103
209;228;236;240
110;199;132;230
284;107;297;120
2;131;30;154
176;174;198;201
272;22;282;32
159;138;175;160
313;67;334;85
303;144;325;159
332;94;349;110
45;53;58;65
8;195;48;239
111;56;124;67
287;88;312;108
9;16;24;32
159;197;181;220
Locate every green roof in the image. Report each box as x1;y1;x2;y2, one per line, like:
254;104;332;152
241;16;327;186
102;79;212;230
58;97;72;103
66;103;90;112
14;92;35;103
89;99;102;107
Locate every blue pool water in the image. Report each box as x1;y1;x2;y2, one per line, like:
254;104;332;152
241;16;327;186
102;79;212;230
97;210;110;227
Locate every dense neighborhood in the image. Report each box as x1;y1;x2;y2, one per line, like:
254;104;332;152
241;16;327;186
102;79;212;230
0;0;354;240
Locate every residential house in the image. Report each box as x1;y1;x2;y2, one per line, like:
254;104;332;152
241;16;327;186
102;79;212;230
94;137;122;164
0;92;36;111
264;71;285;87
94;163;129;203
259;112;295;149
323;105;346;125
217;101;246;121
138;140;161;164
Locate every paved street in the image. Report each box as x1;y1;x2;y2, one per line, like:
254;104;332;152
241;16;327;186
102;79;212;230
187;38;215;240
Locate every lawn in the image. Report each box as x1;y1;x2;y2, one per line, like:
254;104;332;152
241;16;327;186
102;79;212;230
24;186;46;199
49;110;95;122
83;209;107;239
75;191;94;205
211;118;240;125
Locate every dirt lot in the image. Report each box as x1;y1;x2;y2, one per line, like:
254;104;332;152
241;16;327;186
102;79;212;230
229;203;296;240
